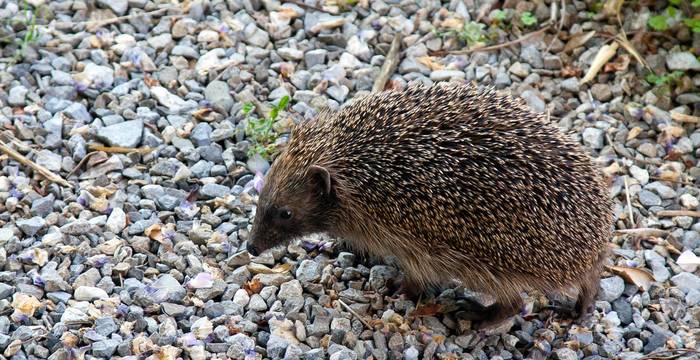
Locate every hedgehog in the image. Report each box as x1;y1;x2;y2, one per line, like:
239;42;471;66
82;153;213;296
247;82;613;324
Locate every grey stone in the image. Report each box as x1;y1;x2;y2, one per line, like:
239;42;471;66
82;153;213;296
429;70;465;81
8;85;28;106
92;339;120;358
666;52;700;71
520;44;543;68
204;81;233;113
31;194;55;217
582;127;605;149
671;272;700;293
296;259;321;283
305;49;327;67
17;217;45;236
97;120;144;148
599;276;625;302
200;183;230;199
638;190;662;207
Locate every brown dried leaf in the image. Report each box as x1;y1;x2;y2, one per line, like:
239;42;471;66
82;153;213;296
563;31;596;53
615;36;650;71
412;303;443;317
145;223;163;242
441;18;464;30
607;265;653;291
144;75;159;87
561;65;582;78
604;55;630;73
627;127;642;141
660;124;686;141
192;108;217;121
244;278;263;295
417;56;444;71
580;42;619;85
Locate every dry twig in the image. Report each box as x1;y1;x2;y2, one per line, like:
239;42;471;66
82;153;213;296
624;176;634;227
670;111;700;124
0;141;72;188
337;299;373;329
545;0;566;53
656;210;700;218
87;144;154;154
54;7;176;30
372;33;403;93
639;348;700;360
283;0;340;15
66;151;100;179
615;228;669;237
437;25;552;55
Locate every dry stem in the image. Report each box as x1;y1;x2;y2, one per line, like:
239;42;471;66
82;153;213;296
87;144;154;154
438;25;552;55
372;33;403;93
0;141;72;188
656;210;700;218
337;299;373;329
623;176;634;227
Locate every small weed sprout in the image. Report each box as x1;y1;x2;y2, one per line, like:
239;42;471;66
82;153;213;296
520;12;537;26
0;1;40;63
243;95;290;161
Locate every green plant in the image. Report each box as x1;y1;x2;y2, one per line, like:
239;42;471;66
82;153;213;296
645;70;684;86
648;1;700;33
492;9;507;21
243;95;290;161
0;1;39;63
434;21;487;47
520;11;537;26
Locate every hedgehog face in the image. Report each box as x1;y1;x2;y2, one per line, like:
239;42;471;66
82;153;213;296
248;165;334;256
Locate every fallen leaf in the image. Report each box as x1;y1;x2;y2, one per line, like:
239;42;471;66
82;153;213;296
561;65;582;78
627;127;642;140
580;42;619;85
607;265;653;291
247;262;292;274
655;163;682;182
244;278;263;295
604;55;630;73
615;36;651;71
411;303;443;317
441;18;464;30
145;223;163;242
563;31;596;53
417;56;445;71
676;250;700;272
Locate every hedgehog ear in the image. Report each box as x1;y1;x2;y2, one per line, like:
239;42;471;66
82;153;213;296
309;165;332;196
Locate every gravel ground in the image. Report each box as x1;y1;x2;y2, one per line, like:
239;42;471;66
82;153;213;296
0;0;699;359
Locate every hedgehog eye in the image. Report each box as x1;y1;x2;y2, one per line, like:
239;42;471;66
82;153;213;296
279;208;292;220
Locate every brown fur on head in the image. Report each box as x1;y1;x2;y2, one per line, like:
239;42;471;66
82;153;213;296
247;152;336;255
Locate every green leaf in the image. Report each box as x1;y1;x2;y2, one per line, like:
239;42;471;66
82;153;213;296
669;0;681;5
520;12;537;26
492;9;507;21
277;95;290;111
667;6;678;17
684;18;700;32
693;0;700;7
242;102;254;115
648;15;669;31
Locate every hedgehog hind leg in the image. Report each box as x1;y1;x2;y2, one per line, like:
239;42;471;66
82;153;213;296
573;265;603;318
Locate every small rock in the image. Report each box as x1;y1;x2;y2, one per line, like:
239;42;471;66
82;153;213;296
599;276;625;302
582;127;605;149
74;286;109;301
666;52;700;71
17;217;45;236
97;120;144;148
